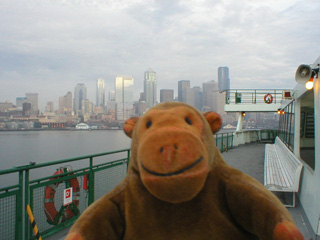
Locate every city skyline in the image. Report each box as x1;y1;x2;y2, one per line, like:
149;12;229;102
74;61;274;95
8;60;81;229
1;1;319;111
4;69;228;112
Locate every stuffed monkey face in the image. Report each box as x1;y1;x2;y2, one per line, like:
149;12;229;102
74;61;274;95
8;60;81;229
124;104;222;204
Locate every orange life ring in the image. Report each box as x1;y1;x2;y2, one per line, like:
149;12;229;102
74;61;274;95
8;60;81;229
264;93;273;104
44;168;80;225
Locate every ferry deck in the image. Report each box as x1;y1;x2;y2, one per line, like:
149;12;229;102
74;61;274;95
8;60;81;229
47;142;316;240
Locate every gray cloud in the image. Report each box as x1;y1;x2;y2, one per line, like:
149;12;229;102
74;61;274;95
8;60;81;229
1;0;320;109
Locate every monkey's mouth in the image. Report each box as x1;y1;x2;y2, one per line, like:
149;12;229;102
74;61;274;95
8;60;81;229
141;157;203;177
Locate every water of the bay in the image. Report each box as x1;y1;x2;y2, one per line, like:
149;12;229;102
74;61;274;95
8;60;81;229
0;130;132;188
0;129;232;188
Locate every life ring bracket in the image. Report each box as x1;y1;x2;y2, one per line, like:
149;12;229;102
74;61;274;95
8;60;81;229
44;167;80;225
264;93;273;104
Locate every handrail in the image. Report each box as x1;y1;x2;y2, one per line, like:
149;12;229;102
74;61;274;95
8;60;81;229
225;89;289;105
0;148;131;175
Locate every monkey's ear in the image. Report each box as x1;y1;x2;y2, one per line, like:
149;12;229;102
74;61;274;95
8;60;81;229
203;112;222;134
123;117;139;138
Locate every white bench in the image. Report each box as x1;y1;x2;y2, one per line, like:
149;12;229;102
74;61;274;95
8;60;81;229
264;137;303;207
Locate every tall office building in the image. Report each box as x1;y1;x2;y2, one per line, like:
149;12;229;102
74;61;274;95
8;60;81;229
115;76;134;121
109;90;115;101
25;93;38;115
74;84;87;115
23;102;32;116
218;67;230;98
178;80;190;102
59;91;72;114
134;101;147;116
160;89;174;103
183;87;194;106
81;99;93;115
202;81;218;112
96;78;106;107
144;68;157;108
193;86;203;111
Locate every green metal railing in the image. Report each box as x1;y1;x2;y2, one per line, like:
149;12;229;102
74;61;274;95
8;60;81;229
226;89;288;105
0;149;130;240
215;132;233;152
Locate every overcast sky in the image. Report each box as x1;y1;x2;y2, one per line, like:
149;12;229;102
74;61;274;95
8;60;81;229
1;0;320;110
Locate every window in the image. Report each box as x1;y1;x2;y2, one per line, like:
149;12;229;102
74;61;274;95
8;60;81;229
278;101;294;151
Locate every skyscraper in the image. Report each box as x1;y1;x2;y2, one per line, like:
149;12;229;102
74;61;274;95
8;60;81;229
109;91;115;101
218;67;230;94
115;76;134;121
160;89;174;103
202;81;218;112
74;84;87;115
193;86;203;111
144;68;157;108
178;80;190;102
96;78;106;107
183;87;194;106
25;93;38;115
81;99;93;115
59;91;72;114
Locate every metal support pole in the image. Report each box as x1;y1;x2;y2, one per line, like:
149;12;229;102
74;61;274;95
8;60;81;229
16;171;23;240
88;157;95;206
24;169;30;240
236;112;244;131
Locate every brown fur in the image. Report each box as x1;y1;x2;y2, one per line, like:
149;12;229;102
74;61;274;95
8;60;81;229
66;102;303;240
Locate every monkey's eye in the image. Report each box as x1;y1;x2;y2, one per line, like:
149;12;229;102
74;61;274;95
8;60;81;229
185;117;192;125
146;120;152;128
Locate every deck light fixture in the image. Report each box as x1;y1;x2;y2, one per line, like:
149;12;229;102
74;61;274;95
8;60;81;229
295;60;319;90
277;109;281;115
242;112;246;116
305;77;314;90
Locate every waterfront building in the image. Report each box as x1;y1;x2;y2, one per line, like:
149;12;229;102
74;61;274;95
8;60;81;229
0;101;14;112
59;91;73;115
178;80;190;102
218;66;230;98
74;84;87;115
144;68;157;108
96;78;106;107
115;76;134;121
160;89;174;103
25;93;38;115
75;123;90;130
